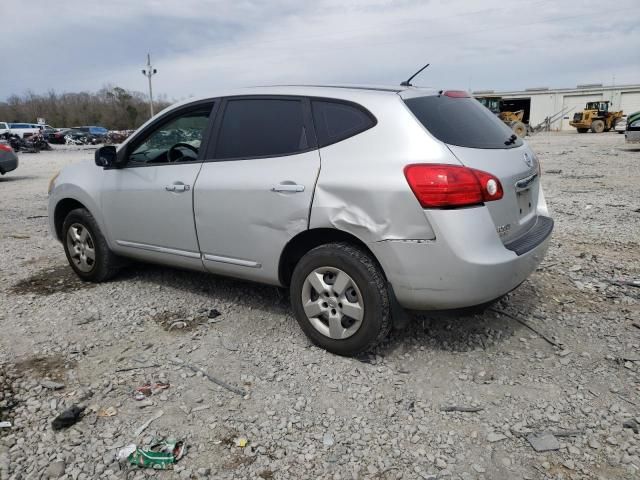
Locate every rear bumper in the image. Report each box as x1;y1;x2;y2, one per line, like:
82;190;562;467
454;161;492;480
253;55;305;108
0;152;18;174
370;208;553;310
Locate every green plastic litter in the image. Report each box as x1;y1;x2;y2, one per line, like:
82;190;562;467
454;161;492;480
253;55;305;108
128;438;186;470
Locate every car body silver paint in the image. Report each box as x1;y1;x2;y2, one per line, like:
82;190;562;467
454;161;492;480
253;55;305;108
49;84;552;311
99;162;205;271
309;93;448;242
48;159;109;242
194;149;320;285
446;143;540;243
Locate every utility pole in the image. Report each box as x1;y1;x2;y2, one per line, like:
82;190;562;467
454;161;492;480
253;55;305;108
141;53;157;118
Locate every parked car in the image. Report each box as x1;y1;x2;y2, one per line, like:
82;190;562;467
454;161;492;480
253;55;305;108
615;115;627;134
8;123;41;138
48;85;553;355
0;142;19;175
72;126;108;139
625;111;640;144
0;122;9;136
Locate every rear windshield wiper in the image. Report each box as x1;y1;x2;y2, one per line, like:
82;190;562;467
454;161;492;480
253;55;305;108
504;134;517;146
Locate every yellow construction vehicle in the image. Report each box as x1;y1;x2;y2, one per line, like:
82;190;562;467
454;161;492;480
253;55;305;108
569;101;623;133
476;96;527;137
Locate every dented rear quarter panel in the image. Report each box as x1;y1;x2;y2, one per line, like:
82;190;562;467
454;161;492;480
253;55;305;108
310;94;459;245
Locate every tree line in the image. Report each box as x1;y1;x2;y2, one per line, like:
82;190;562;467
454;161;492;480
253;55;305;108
0;86;172;130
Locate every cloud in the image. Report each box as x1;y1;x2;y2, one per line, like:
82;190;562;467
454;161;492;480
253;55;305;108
1;0;638;100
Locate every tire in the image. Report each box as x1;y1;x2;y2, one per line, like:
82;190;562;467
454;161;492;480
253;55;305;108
590;120;605;133
290;242;391;356
577;128;588;133
62;208;120;282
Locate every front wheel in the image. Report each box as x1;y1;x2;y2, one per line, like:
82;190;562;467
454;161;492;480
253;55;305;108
62;208;120;282
290;242;391;356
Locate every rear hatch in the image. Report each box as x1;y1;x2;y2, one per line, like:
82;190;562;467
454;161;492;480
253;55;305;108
403;91;540;244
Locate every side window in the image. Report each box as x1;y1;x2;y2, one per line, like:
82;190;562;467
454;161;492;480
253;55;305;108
312;100;375;147
215;99;308;159
129;104;213;165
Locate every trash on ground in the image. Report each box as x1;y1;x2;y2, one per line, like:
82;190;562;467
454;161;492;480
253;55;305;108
440;405;484;413
0;421;11;428
170;357;245;396
134;382;170;400
526;432;560;452
127;438;186;469
116;444;137;461
97;406;117;417
51;405;85;430
235;437;248;448
134;410;164;436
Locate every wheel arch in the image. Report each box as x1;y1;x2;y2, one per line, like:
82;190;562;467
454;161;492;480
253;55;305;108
278;228;386;287
53;198;89;241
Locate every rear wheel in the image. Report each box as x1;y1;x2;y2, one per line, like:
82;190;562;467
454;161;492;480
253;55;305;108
62;208;120;282
577;128;588;133
590;120;605;133
290;242;391;356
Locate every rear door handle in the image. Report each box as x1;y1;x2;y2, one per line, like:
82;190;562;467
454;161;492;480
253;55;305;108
165;183;191;192
271;184;305;193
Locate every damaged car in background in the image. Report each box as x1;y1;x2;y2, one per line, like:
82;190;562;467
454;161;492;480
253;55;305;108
626;111;640;144
48;85;553;356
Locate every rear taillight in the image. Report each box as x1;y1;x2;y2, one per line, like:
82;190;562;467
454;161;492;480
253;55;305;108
404;164;503;208
0;143;12;153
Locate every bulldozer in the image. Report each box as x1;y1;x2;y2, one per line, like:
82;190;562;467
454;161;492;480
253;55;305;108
476;96;527;137
569;100;623;133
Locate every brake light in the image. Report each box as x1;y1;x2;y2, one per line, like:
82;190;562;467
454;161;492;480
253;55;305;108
404;164;503;208
443;90;470;98
0;143;12;152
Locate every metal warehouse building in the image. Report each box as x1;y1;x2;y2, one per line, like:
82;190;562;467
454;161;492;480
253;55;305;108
473;83;640;131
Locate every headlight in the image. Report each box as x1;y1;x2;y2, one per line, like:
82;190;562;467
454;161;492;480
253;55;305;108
48;171;60;195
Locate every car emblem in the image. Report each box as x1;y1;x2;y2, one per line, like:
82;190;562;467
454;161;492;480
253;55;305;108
523;152;533;168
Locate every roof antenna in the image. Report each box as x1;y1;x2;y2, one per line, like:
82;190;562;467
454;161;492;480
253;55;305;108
400;63;430;87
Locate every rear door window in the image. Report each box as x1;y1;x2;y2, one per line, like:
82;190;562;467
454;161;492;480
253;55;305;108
404;95;523;149
215;98;308;159
312;100;375;147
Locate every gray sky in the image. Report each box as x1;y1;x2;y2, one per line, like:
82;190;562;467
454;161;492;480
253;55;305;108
2;0;638;101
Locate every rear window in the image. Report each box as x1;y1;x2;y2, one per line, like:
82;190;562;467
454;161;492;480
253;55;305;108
312;100;375;147
404;95;523;149
215;99;308;159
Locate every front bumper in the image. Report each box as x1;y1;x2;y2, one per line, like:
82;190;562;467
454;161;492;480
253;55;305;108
626;130;640;144
370;208;553;310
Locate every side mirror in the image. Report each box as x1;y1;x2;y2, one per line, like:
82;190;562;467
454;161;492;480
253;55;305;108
95;145;118;167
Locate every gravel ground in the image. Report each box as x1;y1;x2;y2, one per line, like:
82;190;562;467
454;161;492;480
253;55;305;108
0;133;639;480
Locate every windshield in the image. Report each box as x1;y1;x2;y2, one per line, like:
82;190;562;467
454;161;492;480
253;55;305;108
405;94;524;149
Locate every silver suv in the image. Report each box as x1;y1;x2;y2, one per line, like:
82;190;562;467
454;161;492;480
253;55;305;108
48;85;553;356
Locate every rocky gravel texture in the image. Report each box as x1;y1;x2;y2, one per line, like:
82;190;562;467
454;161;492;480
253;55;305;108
0;133;639;479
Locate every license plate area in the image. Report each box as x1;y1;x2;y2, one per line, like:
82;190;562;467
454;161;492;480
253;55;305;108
516;188;533;218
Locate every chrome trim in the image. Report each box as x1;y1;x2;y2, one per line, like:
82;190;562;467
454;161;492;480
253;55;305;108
202;253;261;268
116;240;201;259
514;172;538;192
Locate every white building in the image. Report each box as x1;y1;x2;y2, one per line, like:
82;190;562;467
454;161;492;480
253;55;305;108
473;83;640;131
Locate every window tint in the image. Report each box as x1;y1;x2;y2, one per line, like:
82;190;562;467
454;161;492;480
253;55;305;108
404;95;523;149
215;99;308;159
312;100;375;147
129;105;212;164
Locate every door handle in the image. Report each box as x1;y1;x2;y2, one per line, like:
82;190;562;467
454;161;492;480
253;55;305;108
165;184;191;192
271;184;305;193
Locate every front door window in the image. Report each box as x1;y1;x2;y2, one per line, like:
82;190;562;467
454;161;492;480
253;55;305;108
129;105;213;164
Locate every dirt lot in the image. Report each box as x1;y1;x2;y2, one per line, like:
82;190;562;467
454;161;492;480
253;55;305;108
0;133;639;480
